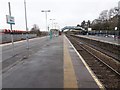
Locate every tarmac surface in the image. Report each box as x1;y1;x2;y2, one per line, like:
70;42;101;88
3;36;63;88
76;35;120;45
2;35;103;88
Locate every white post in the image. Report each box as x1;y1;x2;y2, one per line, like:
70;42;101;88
24;0;29;50
8;2;14;56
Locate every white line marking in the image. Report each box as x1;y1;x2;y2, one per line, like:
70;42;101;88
0;36;47;47
64;35;105;89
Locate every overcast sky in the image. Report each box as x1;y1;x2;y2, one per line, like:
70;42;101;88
0;0;119;31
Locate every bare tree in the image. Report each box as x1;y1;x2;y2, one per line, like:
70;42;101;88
30;24;41;36
108;7;118;19
81;20;85;28
87;20;91;28
99;10;108;21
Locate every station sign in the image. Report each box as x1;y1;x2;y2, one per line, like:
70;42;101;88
6;15;15;24
88;28;92;31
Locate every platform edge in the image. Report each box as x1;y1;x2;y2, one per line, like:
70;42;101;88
64;35;105;89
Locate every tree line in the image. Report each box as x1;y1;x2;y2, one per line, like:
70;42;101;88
80;6;119;31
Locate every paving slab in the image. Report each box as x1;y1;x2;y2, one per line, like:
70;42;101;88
2;36;63;88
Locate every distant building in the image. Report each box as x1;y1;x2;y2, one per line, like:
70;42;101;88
50;29;59;36
92;19;101;25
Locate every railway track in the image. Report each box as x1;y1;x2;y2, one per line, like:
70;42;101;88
66;34;120;88
72;35;120;62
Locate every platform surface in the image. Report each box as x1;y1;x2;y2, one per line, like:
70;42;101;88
2;35;102;89
76;35;120;45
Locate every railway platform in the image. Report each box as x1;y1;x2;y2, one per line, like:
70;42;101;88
76;35;120;45
2;35;103;89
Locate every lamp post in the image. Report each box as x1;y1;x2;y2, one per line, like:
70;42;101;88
115;1;120;38
50;19;55;29
41;10;50;36
118;1;120;36
24;0;29;49
54;22;58;29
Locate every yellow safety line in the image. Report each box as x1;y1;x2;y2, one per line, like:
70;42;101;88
64;37;78;89
65;35;105;90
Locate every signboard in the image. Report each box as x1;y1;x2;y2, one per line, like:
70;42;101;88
6;15;15;24
88;28;92;31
